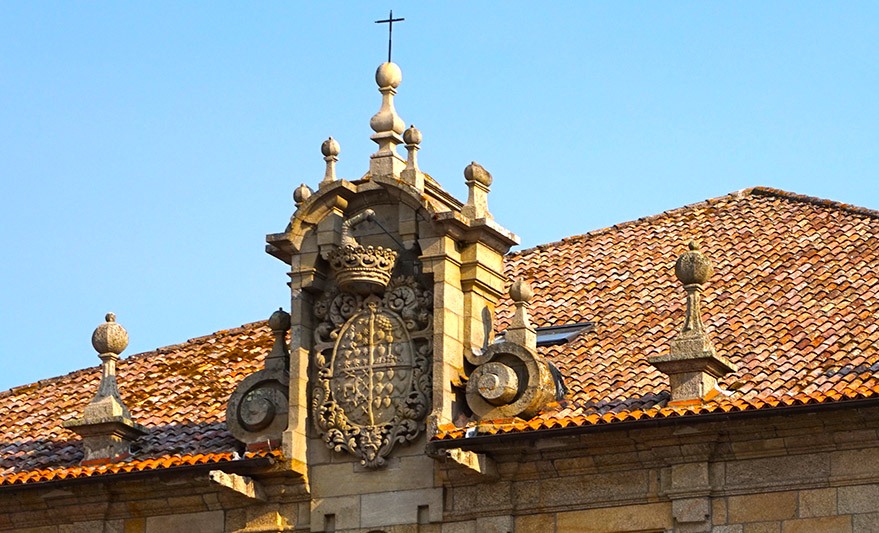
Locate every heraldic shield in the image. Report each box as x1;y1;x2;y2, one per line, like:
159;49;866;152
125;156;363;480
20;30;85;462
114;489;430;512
312;276;432;468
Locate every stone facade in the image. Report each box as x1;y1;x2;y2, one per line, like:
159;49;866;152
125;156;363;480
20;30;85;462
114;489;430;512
5;405;879;531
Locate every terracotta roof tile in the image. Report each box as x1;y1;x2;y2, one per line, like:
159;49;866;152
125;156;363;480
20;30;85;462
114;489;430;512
2;187;878;481
437;187;879;439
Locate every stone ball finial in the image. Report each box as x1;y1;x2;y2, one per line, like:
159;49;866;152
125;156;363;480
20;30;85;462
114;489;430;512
510;280;533;303
403;124;422;145
293;183;312;205
268;307;291;332
464;161;493;187
92;312;129;356
375;62;402;89
675;240;713;285
321;137;340;157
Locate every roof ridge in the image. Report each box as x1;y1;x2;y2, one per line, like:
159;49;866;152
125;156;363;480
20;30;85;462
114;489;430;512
0;319;271;399
508;186;878;259
508;188;756;258
750;186;879;220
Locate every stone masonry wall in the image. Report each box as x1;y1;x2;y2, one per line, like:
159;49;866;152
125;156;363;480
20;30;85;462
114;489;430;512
4;405;879;532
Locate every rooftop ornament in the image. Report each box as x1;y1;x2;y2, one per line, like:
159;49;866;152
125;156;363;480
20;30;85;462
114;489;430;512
63;313;147;465
648;241;737;404
320;137;340;186
465;281;559;420
226;308;291;450
462;162;493;220
293;183;313;208
401;124;424;190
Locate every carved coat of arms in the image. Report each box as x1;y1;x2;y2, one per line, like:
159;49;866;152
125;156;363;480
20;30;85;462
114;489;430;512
312;276;432;468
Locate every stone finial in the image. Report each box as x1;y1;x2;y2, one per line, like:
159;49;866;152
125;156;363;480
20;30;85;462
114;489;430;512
506;280;536;351
226;308;291;449
648;242;736;404
64;313;147;465
293;183;313;207
369;62;406;178
400;124;424;190
320;137;340;186
461;162;493;220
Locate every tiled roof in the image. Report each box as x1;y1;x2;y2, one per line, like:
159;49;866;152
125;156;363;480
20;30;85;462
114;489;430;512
0;322;275;484
2;187;878;481
446;187;879;438
0;450;279;487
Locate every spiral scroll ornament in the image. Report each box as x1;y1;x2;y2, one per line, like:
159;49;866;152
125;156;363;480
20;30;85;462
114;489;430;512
226;309;290;446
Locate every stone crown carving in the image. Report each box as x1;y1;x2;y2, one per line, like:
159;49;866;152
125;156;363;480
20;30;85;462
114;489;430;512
328;208;399;294
327;244;398;294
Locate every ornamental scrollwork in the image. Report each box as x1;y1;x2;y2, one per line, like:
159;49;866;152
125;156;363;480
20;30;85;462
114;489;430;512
312;275;432;468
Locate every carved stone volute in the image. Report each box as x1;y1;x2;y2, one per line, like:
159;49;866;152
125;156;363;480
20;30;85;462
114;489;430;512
465;281;558;420
227;309;290;449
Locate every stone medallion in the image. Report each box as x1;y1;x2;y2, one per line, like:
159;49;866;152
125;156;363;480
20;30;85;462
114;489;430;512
312;275;432;468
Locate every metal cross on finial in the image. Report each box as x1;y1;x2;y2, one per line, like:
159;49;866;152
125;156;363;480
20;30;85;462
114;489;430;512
375;10;404;63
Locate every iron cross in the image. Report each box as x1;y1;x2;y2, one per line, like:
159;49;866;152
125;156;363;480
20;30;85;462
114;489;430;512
375;10;404;63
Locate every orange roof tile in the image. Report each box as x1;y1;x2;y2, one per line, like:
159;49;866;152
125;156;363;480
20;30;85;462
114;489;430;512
0;450;280;487
2;187;878;481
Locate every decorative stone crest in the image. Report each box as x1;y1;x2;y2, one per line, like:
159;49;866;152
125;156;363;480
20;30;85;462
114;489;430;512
312;275;432;468
227;309;291;449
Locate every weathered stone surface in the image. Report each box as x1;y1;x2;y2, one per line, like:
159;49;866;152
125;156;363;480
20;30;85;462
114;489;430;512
742;522;781;533
360;488;442;528
838;484;879;514
728;492;797;523
781;516;852;533
555;502;672;533
474;515;512;533
540;470;649;507
59;521;124;533
514;513;555;533
440;520;476;533
713;497;728;525
712;526;744;533
726;454;829;489
798;488;837;518
832;449;879;479
674;497;711;524
144;511;224;533
310;495;359;532
310;453;434;498
852;512;879;533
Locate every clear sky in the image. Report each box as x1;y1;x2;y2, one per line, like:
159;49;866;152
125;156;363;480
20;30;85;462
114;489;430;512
1;3;877;392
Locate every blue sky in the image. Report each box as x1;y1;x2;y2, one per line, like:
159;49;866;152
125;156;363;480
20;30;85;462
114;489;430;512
1;3;877;391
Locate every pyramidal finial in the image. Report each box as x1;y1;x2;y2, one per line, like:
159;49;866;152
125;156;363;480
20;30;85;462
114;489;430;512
63;313;147;465
369;63;406;178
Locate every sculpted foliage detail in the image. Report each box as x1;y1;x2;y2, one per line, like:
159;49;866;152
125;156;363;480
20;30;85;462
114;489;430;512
312;276;432;467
